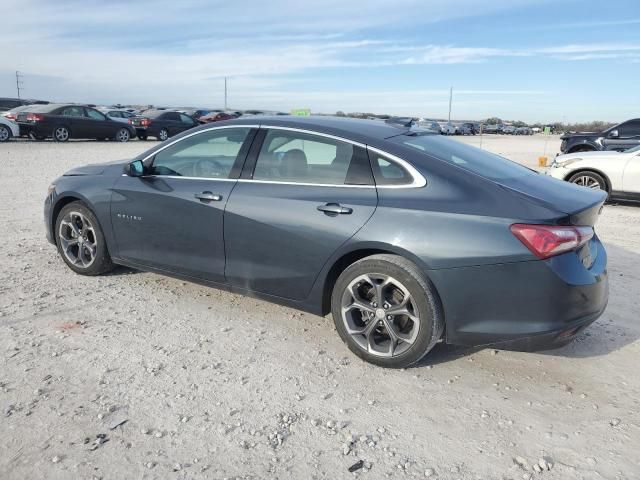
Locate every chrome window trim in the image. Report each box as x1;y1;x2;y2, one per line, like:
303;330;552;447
133;123;427;189
366;146;427;189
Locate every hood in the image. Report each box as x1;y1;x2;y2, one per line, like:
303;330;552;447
63;159;128;176
560;131;601;139
556;150;621;161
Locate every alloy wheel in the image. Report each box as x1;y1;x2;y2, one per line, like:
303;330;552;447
159;129;168;141
340;273;420;357
572;175;601;189
116;128;130;142
58;211;97;268
0;126;9;142
54;127;69;142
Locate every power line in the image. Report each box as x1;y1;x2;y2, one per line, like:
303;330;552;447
15;71;24;99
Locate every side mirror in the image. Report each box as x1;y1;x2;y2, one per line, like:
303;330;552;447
125;159;145;177
608;129;619;138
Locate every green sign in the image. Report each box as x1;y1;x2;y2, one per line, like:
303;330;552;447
543;126;551;135
291;108;311;116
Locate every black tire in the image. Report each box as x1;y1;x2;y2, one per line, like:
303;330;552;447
0;125;11;142
158;128;169;141
53;125;70;142
115;128;130;142
137;134;148;141
567;171;608;192
55;201;114;276
331;254;444;368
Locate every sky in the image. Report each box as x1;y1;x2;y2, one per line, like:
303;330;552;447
1;0;639;123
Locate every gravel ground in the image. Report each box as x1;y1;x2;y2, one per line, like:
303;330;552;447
1;136;639;480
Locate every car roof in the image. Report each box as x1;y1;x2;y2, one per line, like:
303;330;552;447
213;115;413;143
26;103;89;113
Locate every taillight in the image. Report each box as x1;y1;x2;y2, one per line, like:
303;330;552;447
26;113;44;122
510;224;594;259
141;118;152;127
5;113;16;121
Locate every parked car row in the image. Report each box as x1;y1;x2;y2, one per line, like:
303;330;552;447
0;102;251;142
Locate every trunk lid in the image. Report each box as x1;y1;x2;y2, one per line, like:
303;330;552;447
496;172;606;226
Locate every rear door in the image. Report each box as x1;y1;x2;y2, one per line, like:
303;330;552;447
60;106;88;137
111;126;255;282
224;127;377;300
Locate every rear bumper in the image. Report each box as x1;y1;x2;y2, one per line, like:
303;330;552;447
429;237;609;349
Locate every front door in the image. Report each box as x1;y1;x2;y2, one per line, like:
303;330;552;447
224;128;377;300
603;120;640;151
84;107;114;139
110;126;255;282
623;153;640;194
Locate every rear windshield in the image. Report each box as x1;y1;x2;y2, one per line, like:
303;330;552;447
390;133;534;180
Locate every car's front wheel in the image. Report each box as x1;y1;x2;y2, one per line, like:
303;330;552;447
55;202;114;276
115;128;131;142
331;254;444;368
53;126;70;142
568;171;607;192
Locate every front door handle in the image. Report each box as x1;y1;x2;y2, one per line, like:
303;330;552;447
317;203;353;215
195;191;222;202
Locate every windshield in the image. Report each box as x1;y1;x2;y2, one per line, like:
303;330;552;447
391;133;535;180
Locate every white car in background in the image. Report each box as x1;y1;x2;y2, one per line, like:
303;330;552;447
97;108;136;124
546;146;640;200
0;116;19;142
439;122;457;135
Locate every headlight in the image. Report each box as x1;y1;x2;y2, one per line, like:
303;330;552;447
554;158;581;168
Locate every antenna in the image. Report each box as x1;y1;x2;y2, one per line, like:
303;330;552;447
15;71;24;99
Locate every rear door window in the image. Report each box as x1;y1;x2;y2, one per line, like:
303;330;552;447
252;129;370;185
369;152;413;185
62;106;85;117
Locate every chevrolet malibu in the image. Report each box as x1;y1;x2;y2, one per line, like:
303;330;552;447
44;116;609;368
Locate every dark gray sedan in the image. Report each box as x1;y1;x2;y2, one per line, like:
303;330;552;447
44;116;608;368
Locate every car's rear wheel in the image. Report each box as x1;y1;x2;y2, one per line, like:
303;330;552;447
115;128;130;142
0;125;11;142
568;171;607;192
158;128;169;141
331;254;443;368
53;126;70;142
55;202;114;276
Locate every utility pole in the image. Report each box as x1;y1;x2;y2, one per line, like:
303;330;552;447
15;71;24;99
447;86;453;123
224;77;228;110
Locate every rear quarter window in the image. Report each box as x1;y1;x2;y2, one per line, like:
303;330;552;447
392;133;534;180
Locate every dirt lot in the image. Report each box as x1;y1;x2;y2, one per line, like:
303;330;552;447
1;136;639;480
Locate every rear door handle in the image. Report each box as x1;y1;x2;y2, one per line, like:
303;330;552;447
194;191;222;202
317;203;353;215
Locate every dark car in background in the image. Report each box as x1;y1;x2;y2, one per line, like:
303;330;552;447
16;104;135;142
0;97;48;112
198;111;240;124
130;109;198;141
460;122;479;135
44;116;608;368
175;108;216;121
560;118;640;153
